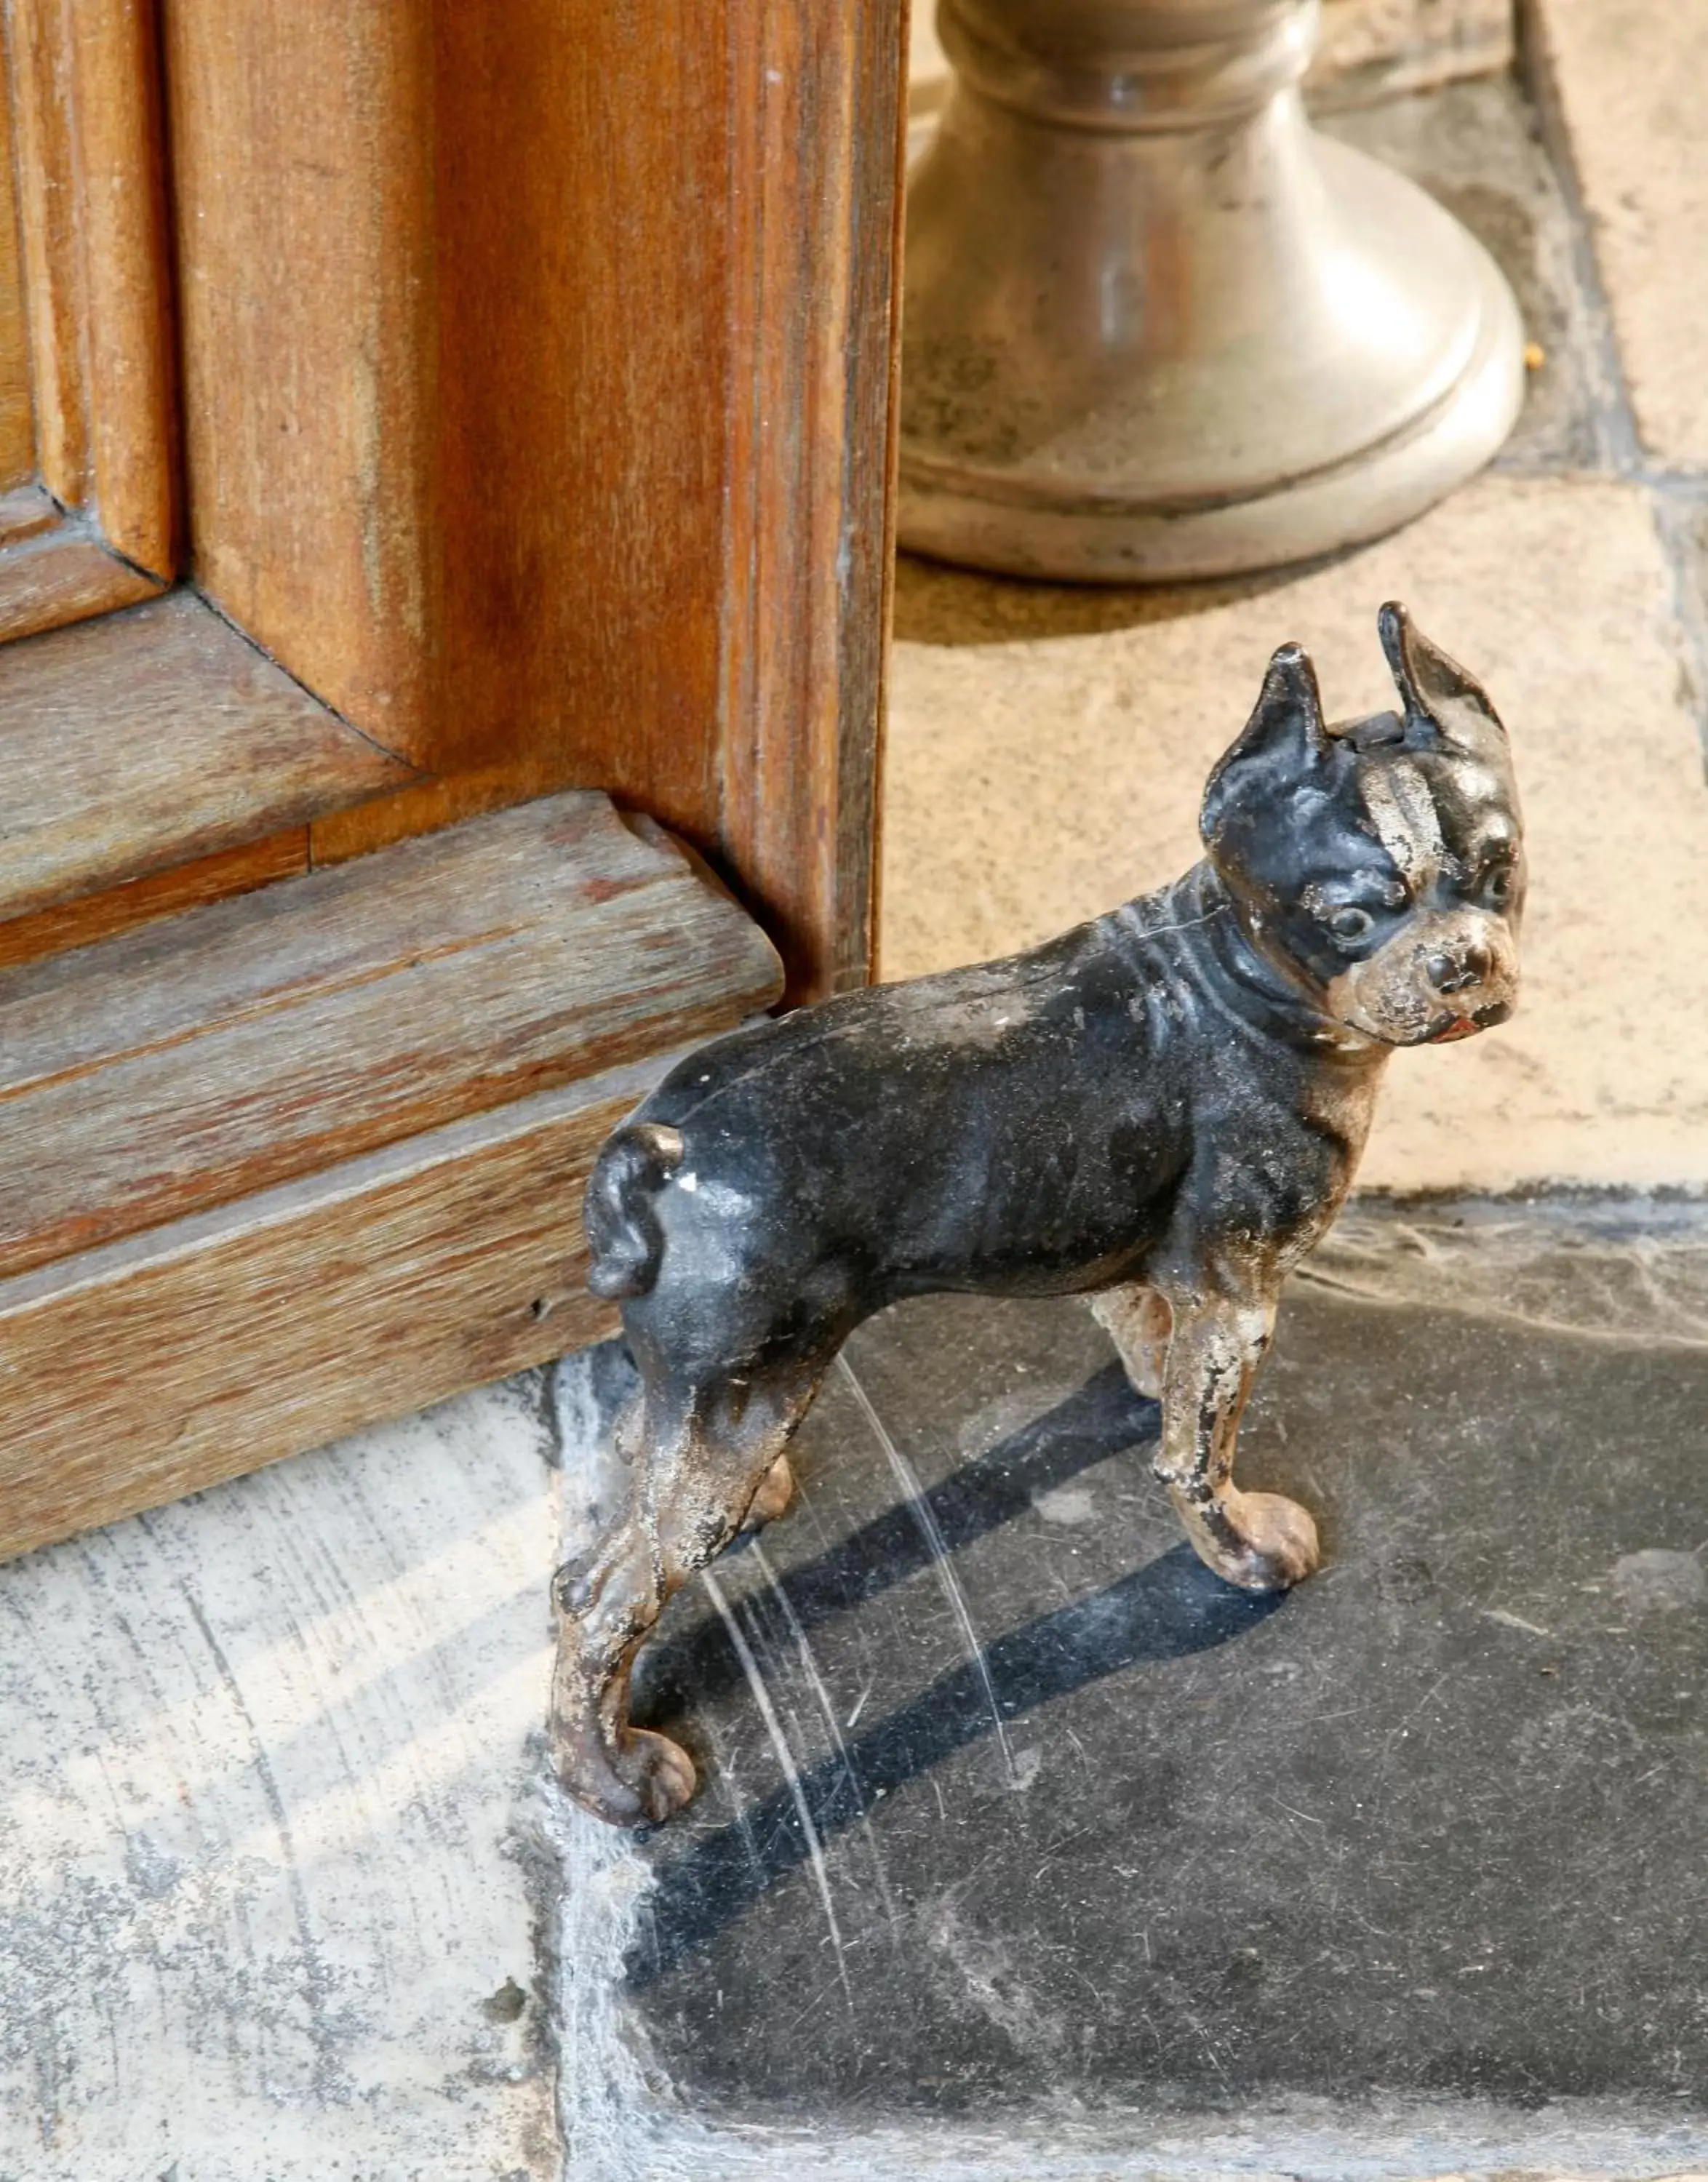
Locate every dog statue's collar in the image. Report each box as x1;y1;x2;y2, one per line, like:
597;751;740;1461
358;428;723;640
1120;864;1381;1063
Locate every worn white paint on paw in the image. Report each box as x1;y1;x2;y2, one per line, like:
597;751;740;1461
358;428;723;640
0;1377;563;2179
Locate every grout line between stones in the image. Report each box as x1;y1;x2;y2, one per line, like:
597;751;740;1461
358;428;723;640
1475;7;1708;769
1511;0;1641;479
1648;482;1708;767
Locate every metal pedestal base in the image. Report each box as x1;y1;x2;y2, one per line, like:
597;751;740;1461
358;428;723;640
898;0;1526;583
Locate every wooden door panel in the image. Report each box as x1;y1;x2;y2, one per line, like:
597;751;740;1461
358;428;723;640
0;806;778;1562
0;61;33;492
0;1;426;941
161;0;910;1002
3;0;177;607
0;1;908;1554
0;590;410;921
0;793;780;1278
722;4;910;999
0;830;310;972
0;1056;640;1562
0;0;412;948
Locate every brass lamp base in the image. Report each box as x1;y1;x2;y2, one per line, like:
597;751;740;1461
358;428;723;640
898;0;1525;582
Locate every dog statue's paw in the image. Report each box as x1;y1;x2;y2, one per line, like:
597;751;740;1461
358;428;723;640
1218;1488;1321;1594
554;1712;699;1828
616;1727;699;1826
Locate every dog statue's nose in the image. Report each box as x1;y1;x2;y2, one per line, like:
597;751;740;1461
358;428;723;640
1428;943;1491;995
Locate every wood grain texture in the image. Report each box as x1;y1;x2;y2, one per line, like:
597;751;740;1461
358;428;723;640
0;520;159;641
2;0;177;576
0;792;783;1277
64;0;179;574
0;43;36;490
311;764;572;870
161;0;909;1001
0;1051;670;1563
0;588;410;919
159;0;431;732
721;0;911;1000
7;0;87;500
0;481;57;545
0;827;306;970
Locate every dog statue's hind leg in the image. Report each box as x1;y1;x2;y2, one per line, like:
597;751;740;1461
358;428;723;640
1092;1283;1173;1399
550;1353;821;1826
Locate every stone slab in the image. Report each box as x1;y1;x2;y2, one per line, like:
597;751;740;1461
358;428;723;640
0;1378;564;2179
1533;0;1708;468
559;1201;1708;2179
1313;0;1515;110
881;473;1708;1191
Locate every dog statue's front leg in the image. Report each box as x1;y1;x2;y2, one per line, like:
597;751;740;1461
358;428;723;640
1152;1292;1320;1594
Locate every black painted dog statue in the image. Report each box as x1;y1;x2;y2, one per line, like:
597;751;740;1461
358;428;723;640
554;603;1524;1826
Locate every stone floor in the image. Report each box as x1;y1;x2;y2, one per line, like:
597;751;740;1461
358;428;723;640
562;1202;1708;2181
0;1378;564;2179
6;6;1708;2178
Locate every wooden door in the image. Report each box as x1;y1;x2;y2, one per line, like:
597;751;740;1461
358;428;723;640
0;1;910;1559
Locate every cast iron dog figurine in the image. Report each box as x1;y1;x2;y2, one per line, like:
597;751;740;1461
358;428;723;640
554;602;1524;1827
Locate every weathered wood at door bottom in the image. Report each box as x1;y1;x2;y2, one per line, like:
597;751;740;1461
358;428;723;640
0;786;781;1562
0;1052;700;1563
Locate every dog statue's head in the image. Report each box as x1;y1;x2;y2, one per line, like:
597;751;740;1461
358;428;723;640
1200;603;1523;1046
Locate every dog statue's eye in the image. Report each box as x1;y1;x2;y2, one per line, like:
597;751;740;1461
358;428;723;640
1325;905;1375;943
1482;866;1514;908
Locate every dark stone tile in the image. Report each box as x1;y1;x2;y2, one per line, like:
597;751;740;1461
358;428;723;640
609;1205;1708;2131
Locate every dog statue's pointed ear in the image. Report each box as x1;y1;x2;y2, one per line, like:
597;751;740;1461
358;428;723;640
1200;642;1329;845
1378;600;1504;752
